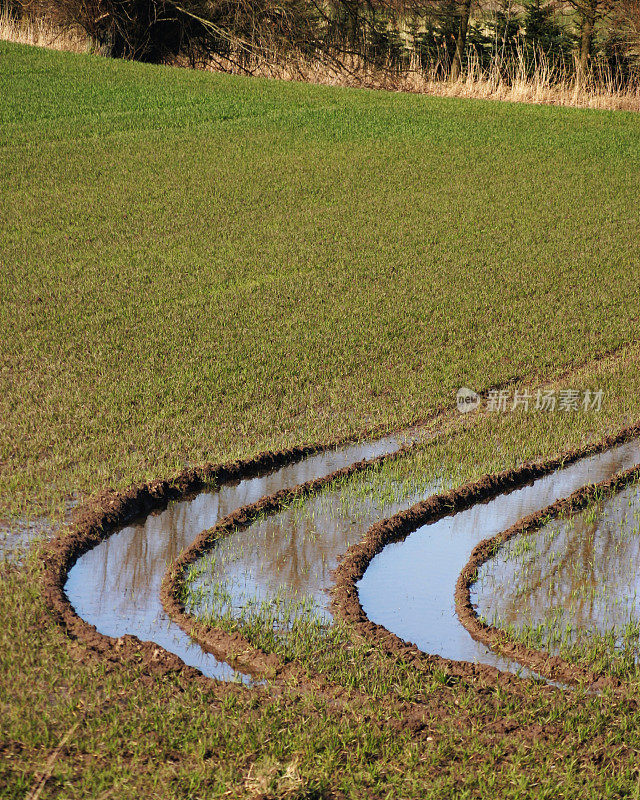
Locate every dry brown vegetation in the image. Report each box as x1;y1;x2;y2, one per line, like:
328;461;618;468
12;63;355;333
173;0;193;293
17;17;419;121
0;8;85;51
202;48;640;110
1;13;638;110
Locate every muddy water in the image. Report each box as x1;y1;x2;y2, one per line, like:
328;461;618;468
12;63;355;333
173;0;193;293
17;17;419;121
475;481;640;649
64;433;423;681
359;440;640;671
0;526;47;563
0;501;78;563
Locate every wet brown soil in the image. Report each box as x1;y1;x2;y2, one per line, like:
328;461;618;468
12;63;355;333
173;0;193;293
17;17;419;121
41;419;640;696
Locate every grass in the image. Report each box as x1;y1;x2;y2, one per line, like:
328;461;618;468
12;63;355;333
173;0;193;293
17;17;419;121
185;582;435;699
10;544;640;799
2;41;640;518
7;360;640;796
5;41;640;798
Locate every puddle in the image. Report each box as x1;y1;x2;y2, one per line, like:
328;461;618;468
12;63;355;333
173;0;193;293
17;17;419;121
64;431;423;682
0;526;46;563
64;431;640;683
474;480;640;660
0;502;77;564
359;440;640;673
186;477;436;626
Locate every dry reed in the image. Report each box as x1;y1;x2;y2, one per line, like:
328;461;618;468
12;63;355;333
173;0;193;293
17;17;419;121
0;9;86;52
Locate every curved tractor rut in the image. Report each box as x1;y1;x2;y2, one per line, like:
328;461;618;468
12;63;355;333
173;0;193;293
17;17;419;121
37;416;640;694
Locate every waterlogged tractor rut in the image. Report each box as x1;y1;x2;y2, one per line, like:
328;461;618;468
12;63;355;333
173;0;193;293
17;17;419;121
64;433;422;682
62;428;640;685
358;440;640;671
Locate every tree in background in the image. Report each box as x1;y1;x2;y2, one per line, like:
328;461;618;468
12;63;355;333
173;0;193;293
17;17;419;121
566;0;614;75
523;0;574;67
605;0;640;75
14;0;640;89
22;0;329;63
524;0;569;53
486;0;521;64
450;0;471;79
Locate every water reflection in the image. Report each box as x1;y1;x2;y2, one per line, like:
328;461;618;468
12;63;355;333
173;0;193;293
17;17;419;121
476;482;640;642
360;440;640;671
66;431;640;682
189;484;432;623
65;432;422;681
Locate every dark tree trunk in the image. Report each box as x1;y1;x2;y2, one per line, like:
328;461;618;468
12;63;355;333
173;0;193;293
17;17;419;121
579;0;597;75
451;0;472;80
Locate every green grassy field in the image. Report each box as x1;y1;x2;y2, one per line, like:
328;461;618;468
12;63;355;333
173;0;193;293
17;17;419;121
3;41;640;799
2;41;640;517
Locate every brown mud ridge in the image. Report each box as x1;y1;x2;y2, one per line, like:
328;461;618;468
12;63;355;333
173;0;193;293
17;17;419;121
42;420;640;697
456;462;640;690
41;438;419;688
160;442;420;682
165;421;640;691
41;444;326;686
331;421;640;691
